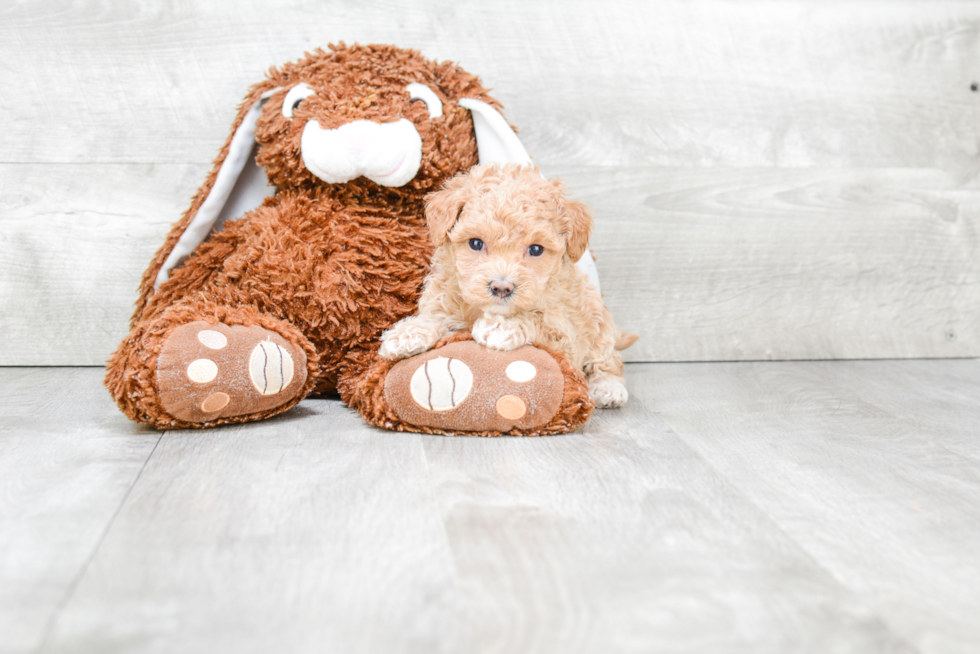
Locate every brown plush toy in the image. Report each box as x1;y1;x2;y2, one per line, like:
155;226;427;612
105;43;595;435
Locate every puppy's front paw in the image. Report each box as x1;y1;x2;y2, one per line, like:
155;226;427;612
472;317;528;351
380;319;441;360
589;377;628;408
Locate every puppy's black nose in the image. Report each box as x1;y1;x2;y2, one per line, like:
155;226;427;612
489;280;514;298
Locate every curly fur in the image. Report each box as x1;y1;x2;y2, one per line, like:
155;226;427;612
105;44;600;433
106;44;494;426
380;163;629;408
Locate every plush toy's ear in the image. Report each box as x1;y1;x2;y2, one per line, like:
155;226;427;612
152;87;279;291
133;82;281;322
424;174;473;246
458;98;532;166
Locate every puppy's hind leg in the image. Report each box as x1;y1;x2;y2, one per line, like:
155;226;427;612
585;346;629;409
588;371;629;408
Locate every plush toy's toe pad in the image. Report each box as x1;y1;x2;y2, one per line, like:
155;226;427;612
384;341;564;433
157;321;307;423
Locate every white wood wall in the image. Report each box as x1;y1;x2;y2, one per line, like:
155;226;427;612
2;0;978;365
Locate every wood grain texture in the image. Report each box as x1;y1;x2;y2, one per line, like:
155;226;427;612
40;391;462;654
2;0;979;364
2;0;979;169
0;164;208;365
568;166;980;362
0;368;159;654
7;361;980;653
646;359;980;654
420;418;910;654
3;164;976;364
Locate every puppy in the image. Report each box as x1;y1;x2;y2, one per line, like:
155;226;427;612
379;163;632;408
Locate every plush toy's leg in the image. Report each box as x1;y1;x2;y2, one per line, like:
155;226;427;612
105;302;318;429
340;334;594;436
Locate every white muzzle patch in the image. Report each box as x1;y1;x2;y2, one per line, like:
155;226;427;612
301;118;423;187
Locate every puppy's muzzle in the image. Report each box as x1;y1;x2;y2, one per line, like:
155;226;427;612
489;279;515;299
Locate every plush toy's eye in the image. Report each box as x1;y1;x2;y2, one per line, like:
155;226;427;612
405;83;443;118
528;244;545;257
282;83;315;119
468;238;485;252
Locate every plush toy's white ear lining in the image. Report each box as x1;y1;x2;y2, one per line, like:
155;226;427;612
459;98;532;166
154;89;279;290
575;252;601;295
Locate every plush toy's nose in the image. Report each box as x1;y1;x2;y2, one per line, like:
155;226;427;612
300;119;422;187
489;279;515;298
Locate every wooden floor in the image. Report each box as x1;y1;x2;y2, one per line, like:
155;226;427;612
2;360;979;654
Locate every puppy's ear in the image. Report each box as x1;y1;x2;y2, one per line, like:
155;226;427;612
425;173;473;246
553;180;593;262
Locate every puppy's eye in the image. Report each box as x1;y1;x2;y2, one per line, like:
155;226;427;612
468;238;485;252
528;244;545;257
282;83;315;119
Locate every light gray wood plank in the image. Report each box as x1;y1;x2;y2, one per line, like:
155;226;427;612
0;163;205;365
420;413;912;654
34;366;937;654
795;359;980;463
39;396;463;654
644;359;980;654
7;362;980;652
566;166;980;362
0;368;159;654
3;164;977;364
2;1;979;170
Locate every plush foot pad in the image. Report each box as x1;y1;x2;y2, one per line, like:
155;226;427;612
156;321;307;424
384;341;565;433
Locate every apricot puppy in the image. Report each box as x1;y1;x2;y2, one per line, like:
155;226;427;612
379;163;630;408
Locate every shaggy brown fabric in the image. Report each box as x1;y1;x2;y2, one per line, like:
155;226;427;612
105;43;588;435
156;321;308;423
385;342;565;430
132;44;498;326
105;299;319;429
341;334;594;437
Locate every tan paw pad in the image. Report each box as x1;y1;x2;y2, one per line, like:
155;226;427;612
197;329;228;349
156;321;307;424
409;357;473;411
186;358;218;383
505;360;536;383
496;394;527;420
201;392;230;413
249;341;295;396
385;341;564;433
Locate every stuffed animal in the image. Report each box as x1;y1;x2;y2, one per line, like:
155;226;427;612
105;43;596;435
